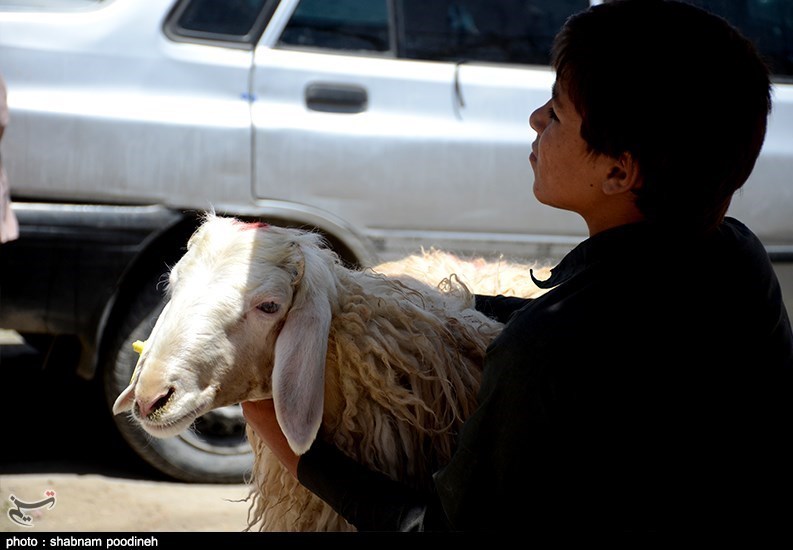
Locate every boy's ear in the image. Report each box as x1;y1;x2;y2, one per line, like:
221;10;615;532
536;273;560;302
603;152;641;195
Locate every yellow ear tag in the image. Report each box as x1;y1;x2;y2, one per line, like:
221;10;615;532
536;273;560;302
129;339;147;384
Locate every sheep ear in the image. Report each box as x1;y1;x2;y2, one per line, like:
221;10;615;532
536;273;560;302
272;277;331;456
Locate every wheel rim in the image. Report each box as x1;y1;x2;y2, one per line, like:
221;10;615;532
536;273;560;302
178;405;250;456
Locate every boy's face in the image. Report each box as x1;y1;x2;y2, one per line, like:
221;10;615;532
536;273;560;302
528;80;624;232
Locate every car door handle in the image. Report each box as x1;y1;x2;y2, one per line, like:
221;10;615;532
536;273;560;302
305;83;368;113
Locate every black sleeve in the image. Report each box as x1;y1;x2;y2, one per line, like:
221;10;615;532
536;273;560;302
474;294;532;324
297;438;453;531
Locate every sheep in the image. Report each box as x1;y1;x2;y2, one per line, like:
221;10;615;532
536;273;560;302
373;247;552;299
112;213;549;531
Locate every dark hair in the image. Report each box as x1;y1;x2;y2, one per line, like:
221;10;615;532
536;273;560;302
552;0;771;233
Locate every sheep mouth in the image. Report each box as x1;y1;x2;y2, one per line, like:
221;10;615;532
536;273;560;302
134;393;214;438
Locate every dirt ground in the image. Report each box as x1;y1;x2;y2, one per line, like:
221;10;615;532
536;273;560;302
0;473;253;532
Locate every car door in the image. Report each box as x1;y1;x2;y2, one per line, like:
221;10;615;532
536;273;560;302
434;0;592;257
251;0;590;262
0;0;254;207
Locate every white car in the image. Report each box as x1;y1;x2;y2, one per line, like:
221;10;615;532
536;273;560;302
1;0;791;483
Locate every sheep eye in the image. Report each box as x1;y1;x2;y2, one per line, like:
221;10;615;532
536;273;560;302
257;301;280;314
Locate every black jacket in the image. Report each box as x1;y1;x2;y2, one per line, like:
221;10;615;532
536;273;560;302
298;218;793;533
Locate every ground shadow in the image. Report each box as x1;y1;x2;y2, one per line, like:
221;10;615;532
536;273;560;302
0;339;169;481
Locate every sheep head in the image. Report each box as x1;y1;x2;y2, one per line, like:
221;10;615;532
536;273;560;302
112;214;336;454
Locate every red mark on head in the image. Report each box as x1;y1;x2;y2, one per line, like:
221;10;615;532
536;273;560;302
235;220;269;231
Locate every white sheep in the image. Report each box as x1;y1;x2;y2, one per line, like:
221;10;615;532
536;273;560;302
112;214;549;531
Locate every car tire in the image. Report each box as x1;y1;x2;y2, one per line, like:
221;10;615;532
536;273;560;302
101;276;253;484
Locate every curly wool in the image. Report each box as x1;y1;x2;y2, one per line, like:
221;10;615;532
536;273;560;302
246;260;504;532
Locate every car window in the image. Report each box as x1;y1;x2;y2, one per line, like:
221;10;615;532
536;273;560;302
278;0;391;53
686;0;793;79
398;0;589;65
277;0;589;65
165;0;278;47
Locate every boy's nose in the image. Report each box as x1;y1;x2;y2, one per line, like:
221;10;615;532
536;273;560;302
529;102;548;133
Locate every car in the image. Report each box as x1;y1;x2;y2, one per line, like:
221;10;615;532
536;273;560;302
1;0;791;483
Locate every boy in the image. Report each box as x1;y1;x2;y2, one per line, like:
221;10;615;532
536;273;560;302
243;0;793;532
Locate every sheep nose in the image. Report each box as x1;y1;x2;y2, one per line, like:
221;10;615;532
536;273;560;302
135;388;175;419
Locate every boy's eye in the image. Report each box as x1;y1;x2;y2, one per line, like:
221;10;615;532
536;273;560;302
257;301;280;314
548;106;559;121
